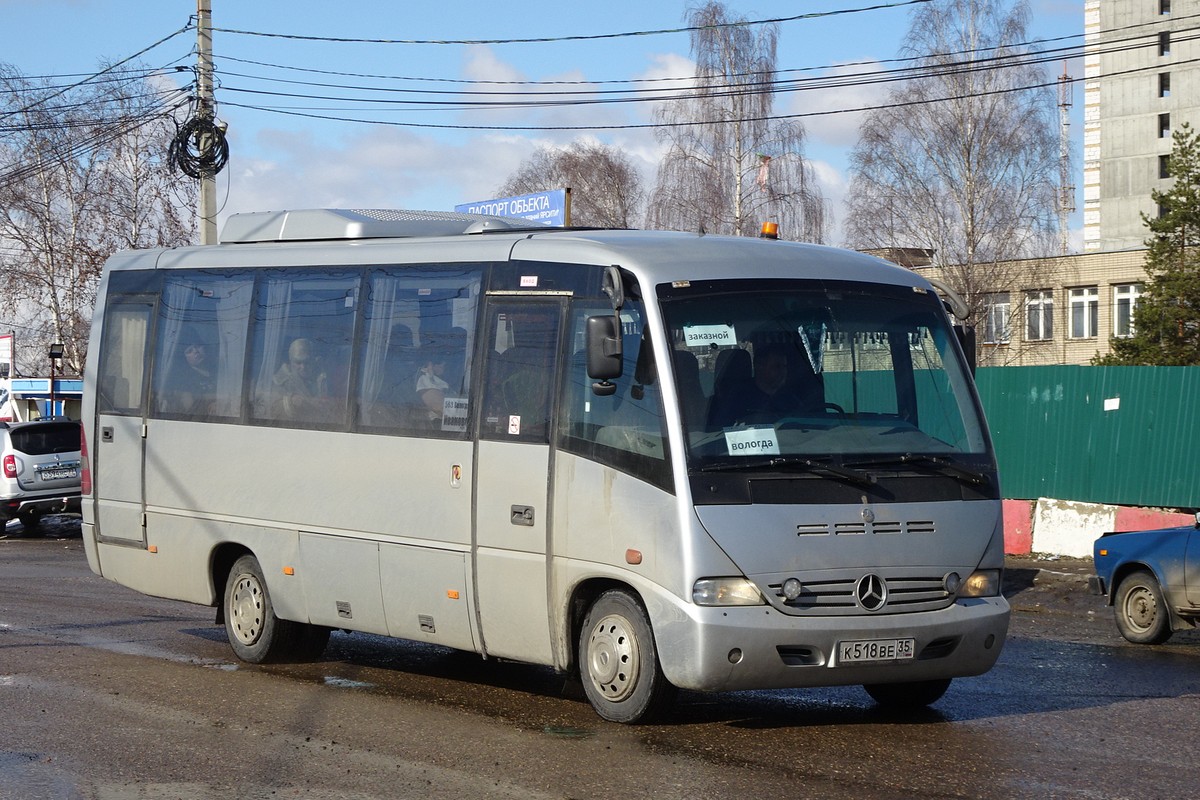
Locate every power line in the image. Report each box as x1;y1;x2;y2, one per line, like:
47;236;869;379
200;26;1200;120
210;0;933;47
217;55;1200;133
203;11;1200;90
0;24;193;123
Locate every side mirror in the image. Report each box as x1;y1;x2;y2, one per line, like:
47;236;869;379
586;315;622;396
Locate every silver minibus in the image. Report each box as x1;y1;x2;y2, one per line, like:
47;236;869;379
81;208;1008;723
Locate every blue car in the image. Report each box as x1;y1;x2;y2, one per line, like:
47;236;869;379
1091;514;1200;644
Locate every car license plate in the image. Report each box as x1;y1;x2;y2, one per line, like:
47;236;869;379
38;468;78;481
837;638;915;664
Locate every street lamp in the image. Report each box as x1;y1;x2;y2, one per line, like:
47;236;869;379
48;342;63;418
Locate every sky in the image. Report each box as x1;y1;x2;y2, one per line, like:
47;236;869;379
1;0;1086;246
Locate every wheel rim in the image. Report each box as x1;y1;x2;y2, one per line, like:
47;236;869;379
229;572;265;646
1122;585;1158;633
585;612;640;703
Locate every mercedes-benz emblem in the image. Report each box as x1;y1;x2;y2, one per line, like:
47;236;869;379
855;573;888;611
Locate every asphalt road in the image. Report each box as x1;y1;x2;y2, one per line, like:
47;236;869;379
3;518;1198;800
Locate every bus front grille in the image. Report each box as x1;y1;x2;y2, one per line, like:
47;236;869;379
766;575;956;616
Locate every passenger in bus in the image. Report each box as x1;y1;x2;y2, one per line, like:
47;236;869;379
271;338;329;421
415;350;451;423
169;334;215;415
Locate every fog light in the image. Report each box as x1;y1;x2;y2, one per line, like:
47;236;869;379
943;572;962;594
782;577;803;600
728;648;743;664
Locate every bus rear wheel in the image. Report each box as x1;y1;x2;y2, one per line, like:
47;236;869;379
224;554;308;664
578;589;675;724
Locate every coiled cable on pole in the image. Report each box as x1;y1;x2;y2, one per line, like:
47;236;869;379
168;115;229;179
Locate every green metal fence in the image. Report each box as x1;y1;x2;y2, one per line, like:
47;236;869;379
975;365;1200;509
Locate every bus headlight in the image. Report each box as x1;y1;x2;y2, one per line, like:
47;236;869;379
693;578;765;606
958;569;1001;598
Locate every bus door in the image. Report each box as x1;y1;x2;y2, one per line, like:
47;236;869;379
473;297;565;663
92;294;155;546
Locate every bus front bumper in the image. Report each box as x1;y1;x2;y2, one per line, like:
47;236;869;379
649;594;1010;693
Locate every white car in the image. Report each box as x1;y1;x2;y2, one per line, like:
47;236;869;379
0;419;82;530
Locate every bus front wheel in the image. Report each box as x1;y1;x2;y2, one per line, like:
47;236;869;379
863;678;951;709
578;589;676;724
224;554;307;664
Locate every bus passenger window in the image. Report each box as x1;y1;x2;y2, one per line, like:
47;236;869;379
248;271;357;429
150;272;253;422
97;303;151;415
356;268;480;437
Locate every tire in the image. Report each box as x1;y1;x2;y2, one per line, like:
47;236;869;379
223;554;304;663
18;510;41;531
578;589;676;724
863;678;951;709
295;624;332;661
1114;570;1173;645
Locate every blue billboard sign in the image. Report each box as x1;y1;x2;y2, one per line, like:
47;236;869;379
455;188;569;226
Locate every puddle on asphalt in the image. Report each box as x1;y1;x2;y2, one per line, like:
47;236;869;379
323;676;375;689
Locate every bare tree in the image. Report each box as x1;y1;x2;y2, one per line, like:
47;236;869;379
647;2;827;242
842;0;1061;364
496;140;644;228
0;64;194;375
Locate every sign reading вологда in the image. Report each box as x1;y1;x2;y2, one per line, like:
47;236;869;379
455;189;569;226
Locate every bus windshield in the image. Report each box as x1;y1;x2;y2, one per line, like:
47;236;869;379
658;279;989;466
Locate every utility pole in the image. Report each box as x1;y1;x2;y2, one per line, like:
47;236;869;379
197;0;218;244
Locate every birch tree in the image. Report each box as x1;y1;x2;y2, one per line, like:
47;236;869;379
842;0;1061;364
496;140;644;228
0;64;194;375
647;2;827;242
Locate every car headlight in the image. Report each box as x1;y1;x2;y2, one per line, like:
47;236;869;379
958;569;1001;598
692;577;765;606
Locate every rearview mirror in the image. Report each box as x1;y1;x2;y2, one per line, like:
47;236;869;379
586;315;622;396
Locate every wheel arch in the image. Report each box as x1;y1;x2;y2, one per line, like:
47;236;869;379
565;577;643;676
1107;560;1157;604
211;542;254;624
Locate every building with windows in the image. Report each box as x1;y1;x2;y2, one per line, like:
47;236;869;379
911;250;1146;366
1083;0;1198;251
888;0;1199;365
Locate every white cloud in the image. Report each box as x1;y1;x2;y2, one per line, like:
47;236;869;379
792;60;889;151
220;125;539;222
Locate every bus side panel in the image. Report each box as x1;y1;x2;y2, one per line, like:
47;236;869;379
142;423;474;547
90;519;303;615
299;533;389;635
380;544;477;651
552;453;685;594
550;453;689;669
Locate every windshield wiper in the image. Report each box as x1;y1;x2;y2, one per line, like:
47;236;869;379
698;456;876;488
845;453;989;486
